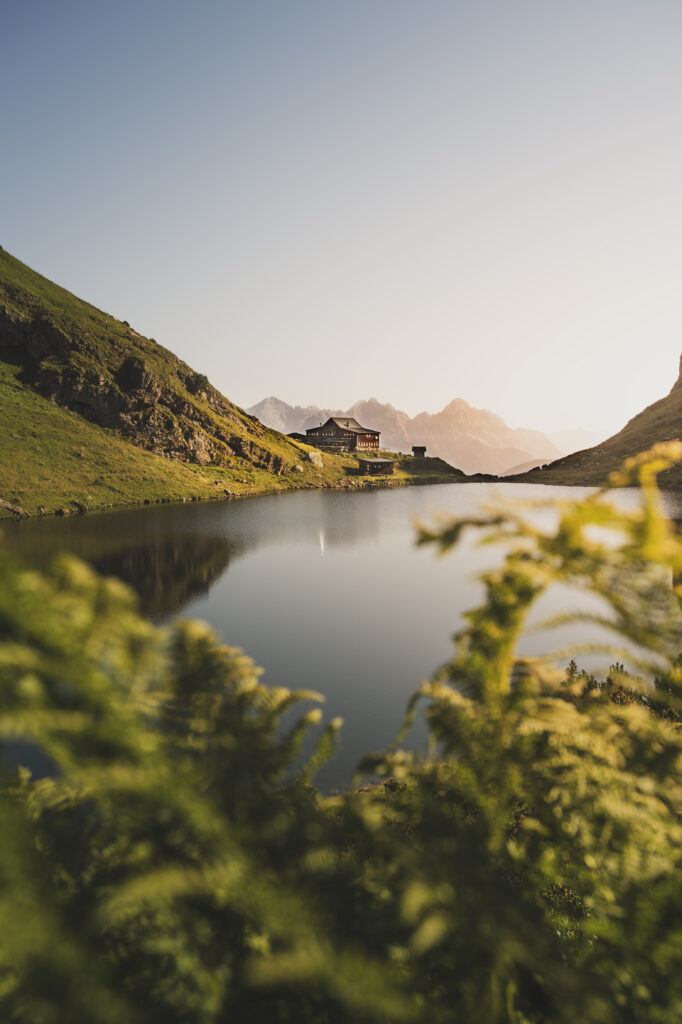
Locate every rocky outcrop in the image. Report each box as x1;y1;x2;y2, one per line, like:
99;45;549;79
0;303;73;366
229;436;288;474
0;497;28;518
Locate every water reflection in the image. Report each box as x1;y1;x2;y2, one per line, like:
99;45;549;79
93;534;237;617
5;490;382;616
5;506;237;617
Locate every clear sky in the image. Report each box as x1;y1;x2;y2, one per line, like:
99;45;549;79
3;0;682;436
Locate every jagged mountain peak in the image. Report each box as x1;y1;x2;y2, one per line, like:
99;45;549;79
442;397;472;412
436;398;508;431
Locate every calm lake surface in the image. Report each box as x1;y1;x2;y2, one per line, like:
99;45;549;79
6;483;682;787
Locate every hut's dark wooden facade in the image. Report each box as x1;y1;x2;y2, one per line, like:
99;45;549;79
306;417;380;452
357;457;395;476
412;445;427;458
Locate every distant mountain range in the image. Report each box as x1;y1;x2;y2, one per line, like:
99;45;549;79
248;396;563;476
515;355;682;489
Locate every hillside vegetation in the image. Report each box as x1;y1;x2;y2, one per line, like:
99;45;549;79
515;356;682;488
0;250;460;516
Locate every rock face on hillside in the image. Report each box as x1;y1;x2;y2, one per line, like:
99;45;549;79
513;354;682;489
0;496;27;518
249;395;561;476
0;253;292;474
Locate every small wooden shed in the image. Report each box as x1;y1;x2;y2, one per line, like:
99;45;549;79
412;445;427;458
358;457;395;476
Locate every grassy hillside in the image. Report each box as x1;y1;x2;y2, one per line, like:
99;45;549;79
514;357;682;489
0;249;461;516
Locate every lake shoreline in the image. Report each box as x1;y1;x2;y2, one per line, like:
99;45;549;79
7;452;670;525
0;462;465;523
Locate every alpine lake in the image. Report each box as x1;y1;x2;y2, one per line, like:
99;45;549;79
6;482;682;789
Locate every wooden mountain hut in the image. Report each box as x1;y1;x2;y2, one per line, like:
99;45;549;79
412;445;427;457
305;417;380;452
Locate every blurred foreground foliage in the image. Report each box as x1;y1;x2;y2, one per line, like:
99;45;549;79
2;445;682;1023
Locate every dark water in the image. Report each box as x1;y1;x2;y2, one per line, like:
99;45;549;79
5;483;682;787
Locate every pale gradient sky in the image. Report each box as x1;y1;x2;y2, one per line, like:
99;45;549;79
2;0;682;437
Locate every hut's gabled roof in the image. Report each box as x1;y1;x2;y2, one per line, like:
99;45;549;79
309;416;379;435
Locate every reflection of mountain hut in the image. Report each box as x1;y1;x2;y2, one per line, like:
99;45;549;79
358;457;395;476
306;417;380;452
412;445;426;457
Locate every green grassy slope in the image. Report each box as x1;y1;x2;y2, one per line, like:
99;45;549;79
514;358;682;489
0;249;462;516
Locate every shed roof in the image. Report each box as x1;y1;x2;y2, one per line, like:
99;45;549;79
357;457;395;465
